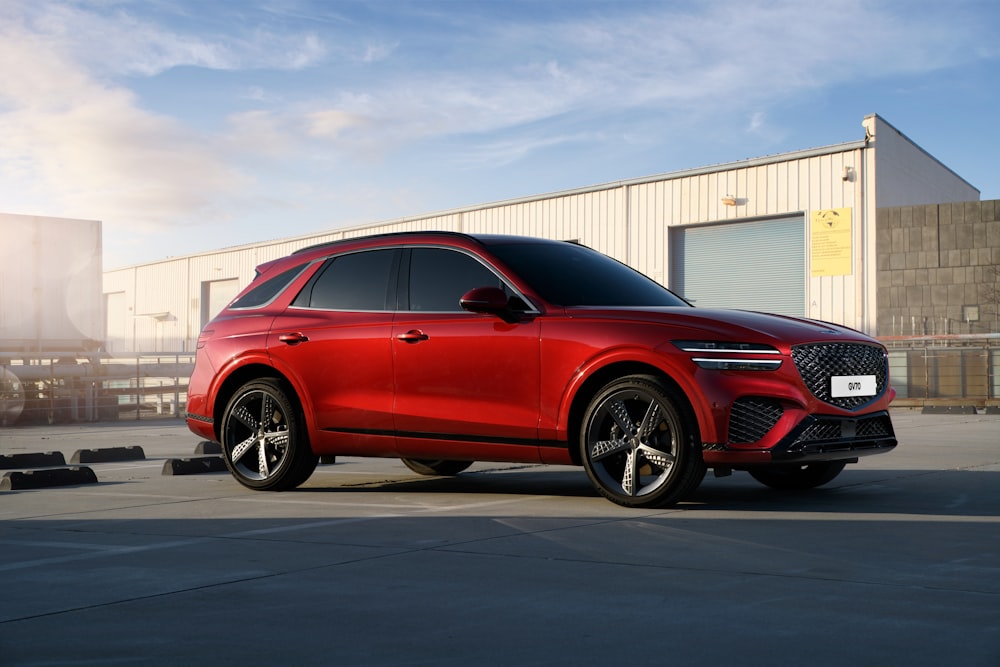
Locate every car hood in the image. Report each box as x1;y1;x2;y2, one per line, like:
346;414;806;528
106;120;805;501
564;306;876;347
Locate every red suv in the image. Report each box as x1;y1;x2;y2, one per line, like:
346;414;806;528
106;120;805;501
186;232;896;508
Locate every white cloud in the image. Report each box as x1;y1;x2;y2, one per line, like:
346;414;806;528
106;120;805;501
306;110;366;139
221;0;976;171
0;13;245;233
360;41;398;64
10;1;327;77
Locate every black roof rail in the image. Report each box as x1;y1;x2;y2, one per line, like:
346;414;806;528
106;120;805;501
291;230;476;255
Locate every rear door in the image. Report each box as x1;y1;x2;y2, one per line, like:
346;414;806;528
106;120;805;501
267;249;399;447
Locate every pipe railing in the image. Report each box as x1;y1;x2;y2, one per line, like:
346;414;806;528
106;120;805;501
1;354;195;426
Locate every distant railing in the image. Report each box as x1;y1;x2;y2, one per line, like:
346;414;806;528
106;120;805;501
880;335;1000;406
1;354;194;426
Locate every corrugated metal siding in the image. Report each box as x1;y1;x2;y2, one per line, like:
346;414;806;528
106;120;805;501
102;140;899;351
868;114;979;208
462;189;628;262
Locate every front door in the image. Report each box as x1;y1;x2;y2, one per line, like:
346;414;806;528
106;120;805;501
391;247;542;461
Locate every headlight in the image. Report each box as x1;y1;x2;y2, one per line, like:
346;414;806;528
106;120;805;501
673;341;783;371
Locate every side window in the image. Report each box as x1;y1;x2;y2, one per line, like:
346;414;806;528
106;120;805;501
294;249;398;310
230;264;307;310
407;248;505;312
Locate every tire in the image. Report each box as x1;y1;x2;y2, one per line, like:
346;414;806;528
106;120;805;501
400;458;474;476
220;378;318;491
747;461;847;490
580;375;705;508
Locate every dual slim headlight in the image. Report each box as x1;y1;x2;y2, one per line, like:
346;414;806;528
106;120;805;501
673;341;783;371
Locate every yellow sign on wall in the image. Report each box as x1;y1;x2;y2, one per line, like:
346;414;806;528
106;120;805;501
810;208;853;276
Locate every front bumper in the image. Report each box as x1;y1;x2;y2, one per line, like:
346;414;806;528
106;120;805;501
702;410;897;465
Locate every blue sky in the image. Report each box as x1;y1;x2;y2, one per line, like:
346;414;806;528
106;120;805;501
1;0;998;269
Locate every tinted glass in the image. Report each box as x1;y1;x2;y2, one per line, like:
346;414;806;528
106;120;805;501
408;248;505;312
298;249;397;310
230;264;307;309
486;241;689;307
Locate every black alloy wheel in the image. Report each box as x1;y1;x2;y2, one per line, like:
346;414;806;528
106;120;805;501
220;378;318;491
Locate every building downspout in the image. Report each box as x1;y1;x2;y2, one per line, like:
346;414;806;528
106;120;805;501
860;116;876;336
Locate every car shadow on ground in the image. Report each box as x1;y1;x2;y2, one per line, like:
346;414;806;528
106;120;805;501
293;464;1000;518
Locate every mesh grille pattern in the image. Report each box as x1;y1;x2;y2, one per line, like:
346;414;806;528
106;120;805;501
794;421;842;443
792;414;895;447
728;398;784;444
791;343;888;410
856;415;893;438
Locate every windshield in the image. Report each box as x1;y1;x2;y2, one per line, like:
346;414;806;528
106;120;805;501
485;241;689;307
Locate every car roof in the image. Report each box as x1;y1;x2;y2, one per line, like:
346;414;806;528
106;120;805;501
291;231;566;257
248;232;572;280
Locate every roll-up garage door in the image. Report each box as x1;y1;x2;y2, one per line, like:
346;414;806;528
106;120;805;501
670;216;804;317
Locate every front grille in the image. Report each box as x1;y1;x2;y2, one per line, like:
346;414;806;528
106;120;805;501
728;398;784;444
791;343;888;410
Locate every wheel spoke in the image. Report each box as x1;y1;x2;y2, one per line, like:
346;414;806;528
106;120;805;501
231;434;257;463
638;443;675;469
258;438;270;477
591;437;630;460
232;403;259;432
604;399;637;437
622;450;638;496
264;431;289;449
638;401;662;439
260;394;276;428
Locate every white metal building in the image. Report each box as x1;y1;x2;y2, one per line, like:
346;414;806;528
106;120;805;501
103;114;979;353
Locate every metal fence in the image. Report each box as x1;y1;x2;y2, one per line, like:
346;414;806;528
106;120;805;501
1;354;194;426
882;335;1000;404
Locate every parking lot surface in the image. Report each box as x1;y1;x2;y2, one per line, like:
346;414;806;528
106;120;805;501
1;410;998;666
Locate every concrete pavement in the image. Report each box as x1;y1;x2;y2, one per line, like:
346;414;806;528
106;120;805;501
1;410;998;666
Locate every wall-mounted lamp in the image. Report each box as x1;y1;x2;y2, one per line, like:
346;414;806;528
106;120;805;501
721;195;737;206
842;166;854;182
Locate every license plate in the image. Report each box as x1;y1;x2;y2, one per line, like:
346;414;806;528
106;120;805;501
831;375;876;398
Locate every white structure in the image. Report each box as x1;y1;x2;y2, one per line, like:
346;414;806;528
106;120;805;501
103;114;979;353
1;213;104;356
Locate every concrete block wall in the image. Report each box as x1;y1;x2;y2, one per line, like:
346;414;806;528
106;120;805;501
876;199;1000;336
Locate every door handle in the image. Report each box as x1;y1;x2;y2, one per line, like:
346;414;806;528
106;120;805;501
278;333;309;345
396;330;429;343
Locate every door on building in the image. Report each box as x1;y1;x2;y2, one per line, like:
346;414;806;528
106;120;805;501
670;216;805;317
201;278;241;330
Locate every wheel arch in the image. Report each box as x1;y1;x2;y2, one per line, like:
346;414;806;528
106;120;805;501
564;361;700;466
211;364;294;440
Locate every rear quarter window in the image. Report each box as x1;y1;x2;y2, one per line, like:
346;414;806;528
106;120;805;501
229;264;308;310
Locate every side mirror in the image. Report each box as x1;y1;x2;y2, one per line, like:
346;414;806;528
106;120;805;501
460;286;509;314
